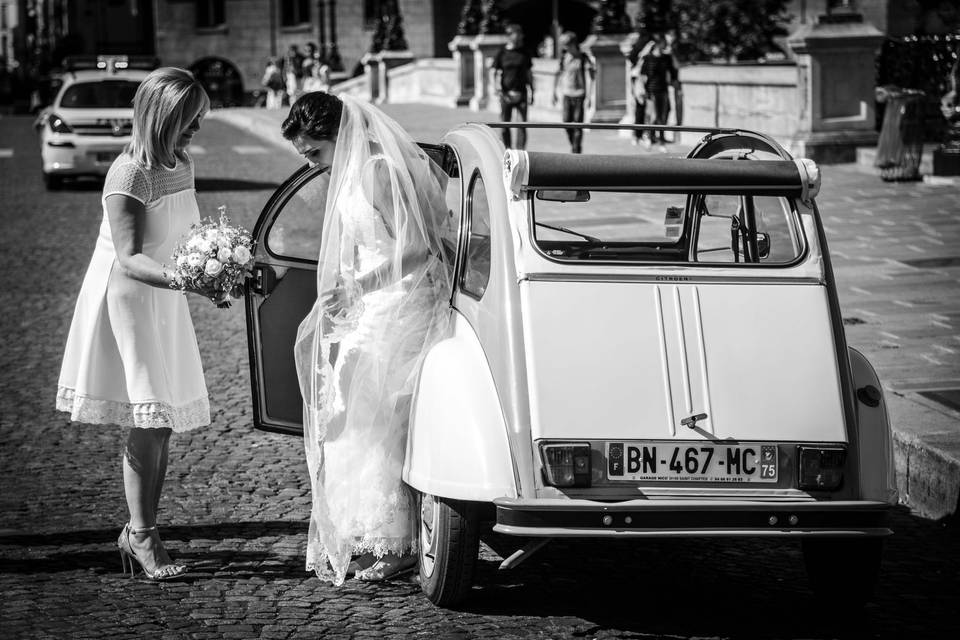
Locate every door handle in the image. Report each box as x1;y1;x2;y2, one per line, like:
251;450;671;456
249;264;277;296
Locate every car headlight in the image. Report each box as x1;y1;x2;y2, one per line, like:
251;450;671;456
48;113;73;134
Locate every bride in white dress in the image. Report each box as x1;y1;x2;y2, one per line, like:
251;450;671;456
280;93;452;584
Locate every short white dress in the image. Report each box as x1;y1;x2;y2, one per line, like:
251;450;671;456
56;152;210;432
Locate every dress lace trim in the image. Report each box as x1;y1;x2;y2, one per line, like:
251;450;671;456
56;386;210;432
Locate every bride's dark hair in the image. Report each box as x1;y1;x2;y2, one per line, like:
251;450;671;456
282;92;343;141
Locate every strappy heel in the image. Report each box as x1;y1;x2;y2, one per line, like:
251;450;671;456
117;523;187;581
355;553;417;581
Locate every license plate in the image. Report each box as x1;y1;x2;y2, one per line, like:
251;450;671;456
93;151;116;163
606;442;778;483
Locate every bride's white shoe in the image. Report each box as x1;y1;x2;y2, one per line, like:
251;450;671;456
355;553;417;581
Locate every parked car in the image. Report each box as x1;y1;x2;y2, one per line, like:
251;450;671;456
244;123;898;608
35;55;157;189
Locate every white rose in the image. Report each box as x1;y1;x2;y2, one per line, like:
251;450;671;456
176;255;189;268
232;245;251;264
197;238;214;253
186;236;204;250
187;253;204;268
204;258;224;276
204;229;218;241
217;247;232;262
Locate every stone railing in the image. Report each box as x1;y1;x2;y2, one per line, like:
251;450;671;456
333;13;887;164
678;63;800;147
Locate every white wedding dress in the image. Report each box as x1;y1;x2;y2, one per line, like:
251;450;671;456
294;96;452;585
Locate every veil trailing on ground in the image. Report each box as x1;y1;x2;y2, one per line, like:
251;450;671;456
293;94;453;584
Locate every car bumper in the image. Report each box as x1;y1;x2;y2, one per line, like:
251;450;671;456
42;137;127;176
492;497;893;538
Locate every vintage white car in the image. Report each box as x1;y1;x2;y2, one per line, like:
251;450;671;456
35;56;154;189
244;123;898;608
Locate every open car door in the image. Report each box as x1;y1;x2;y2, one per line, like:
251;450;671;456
244;144;462;437
244;163;328;436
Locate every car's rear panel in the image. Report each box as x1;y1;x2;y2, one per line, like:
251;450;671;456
520;279;846;443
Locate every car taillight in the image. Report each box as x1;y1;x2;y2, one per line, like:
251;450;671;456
540;443;591;488
797;446;845;491
48;113;73;133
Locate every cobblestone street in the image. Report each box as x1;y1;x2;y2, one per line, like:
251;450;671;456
1;108;958;639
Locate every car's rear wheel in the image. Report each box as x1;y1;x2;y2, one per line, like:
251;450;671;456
802;537;883;608
418;493;480;607
43;172;62;190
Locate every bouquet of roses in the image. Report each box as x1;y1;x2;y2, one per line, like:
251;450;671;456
170;206;254;306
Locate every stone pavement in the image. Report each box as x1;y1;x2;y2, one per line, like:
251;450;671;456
1;108;958;640
212;103;960;520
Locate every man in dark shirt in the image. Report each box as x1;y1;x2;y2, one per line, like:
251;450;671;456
637;32;678;150
492;24;534;150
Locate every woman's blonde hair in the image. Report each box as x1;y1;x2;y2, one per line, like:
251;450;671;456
126;67;210;168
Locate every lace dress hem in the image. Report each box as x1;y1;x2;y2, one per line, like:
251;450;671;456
56;386;210;432
306;536;418;584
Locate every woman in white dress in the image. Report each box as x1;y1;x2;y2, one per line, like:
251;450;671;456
280;92;452;584
57;68;218;580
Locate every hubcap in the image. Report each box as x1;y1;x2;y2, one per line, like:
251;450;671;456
419;493;438;578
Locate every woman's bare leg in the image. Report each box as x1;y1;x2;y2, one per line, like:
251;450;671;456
123;427;176;571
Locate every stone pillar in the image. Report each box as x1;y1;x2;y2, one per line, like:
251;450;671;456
361;52;381;102
376;50;415;105
787;11;884;163
618;33;641;133
469;34;508;112
362;50;414;104
582;33;631;123
448;35;476;108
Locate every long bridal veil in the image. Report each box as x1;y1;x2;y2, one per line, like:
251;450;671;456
293;95;453;584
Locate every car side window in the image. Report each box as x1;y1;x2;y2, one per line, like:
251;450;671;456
461;170;491;299
694;195;802;264
265;169;330;262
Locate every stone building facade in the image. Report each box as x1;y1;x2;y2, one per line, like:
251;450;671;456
153;0;461;103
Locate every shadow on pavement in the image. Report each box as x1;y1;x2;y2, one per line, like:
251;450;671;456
458;506;957;639
0;520;305;547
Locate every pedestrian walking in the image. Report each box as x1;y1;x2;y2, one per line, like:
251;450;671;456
302;43;331;94
261;57;285;109
283;44;305;104
492;23;534;150
633;32;678;151
56;67;221;581
280;92;452;585
552;31;595;154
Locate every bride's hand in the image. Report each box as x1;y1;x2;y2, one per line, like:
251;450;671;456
320;285;350;316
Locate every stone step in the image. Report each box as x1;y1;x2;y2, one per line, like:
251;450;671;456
856;144;939;176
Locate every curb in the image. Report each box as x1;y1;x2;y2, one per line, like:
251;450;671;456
211;107;959;522
888;392;960;520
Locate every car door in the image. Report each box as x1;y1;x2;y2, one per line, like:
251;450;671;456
245;144;462;436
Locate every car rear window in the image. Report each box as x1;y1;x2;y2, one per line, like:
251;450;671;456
59;80;140;108
531;190;804;265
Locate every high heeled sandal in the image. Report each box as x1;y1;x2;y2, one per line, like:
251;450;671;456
117;523;187;581
355;554;417;582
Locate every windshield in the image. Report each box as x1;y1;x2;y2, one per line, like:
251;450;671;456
59;80;140;109
531;190;804;265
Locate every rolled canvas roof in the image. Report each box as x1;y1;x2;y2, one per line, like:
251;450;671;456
515;152;806;197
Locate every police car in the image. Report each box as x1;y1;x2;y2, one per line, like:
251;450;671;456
36;56;157;189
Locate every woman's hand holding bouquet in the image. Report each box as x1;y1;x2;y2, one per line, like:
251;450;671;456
169;206;255;308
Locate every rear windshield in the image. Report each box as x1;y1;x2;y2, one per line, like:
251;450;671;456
59;80;140;109
531;190;804;265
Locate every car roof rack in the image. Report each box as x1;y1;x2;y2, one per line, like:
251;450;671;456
63;55;160;74
473;122;794;161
